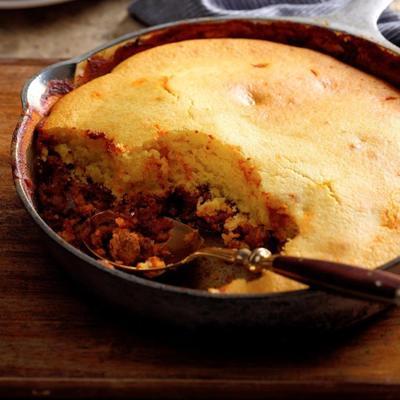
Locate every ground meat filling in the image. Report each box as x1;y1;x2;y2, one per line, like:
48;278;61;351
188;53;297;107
36;139;280;268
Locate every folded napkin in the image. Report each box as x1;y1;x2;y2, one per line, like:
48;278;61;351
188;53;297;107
129;0;400;46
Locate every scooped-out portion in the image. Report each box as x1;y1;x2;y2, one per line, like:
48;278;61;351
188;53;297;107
36;128;296;273
36;38;400;294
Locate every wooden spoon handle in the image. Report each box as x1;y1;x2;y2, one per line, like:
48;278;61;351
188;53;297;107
271;256;400;305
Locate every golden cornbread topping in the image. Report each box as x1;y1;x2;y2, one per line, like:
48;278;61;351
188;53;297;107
36;38;400;294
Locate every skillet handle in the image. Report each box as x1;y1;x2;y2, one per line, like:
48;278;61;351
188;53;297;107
323;0;395;48
270;256;400;305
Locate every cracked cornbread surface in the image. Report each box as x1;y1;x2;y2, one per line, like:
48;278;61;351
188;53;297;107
41;38;400;293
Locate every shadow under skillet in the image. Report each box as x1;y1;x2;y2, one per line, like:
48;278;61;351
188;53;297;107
62;254;391;347
75;271;392;365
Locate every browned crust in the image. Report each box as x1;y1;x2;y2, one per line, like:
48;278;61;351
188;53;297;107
76;20;400;88
40;79;74;114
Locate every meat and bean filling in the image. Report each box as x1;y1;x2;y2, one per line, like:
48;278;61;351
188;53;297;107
36;139;278;268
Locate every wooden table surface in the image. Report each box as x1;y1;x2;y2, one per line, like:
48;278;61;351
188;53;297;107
3;59;400;400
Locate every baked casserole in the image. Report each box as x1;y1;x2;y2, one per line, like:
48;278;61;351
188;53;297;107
36;38;400;293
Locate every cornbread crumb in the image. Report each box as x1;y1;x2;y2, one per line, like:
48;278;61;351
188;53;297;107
137;257;166;270
109;229;141;265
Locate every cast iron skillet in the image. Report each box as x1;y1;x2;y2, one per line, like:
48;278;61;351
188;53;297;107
11;0;400;331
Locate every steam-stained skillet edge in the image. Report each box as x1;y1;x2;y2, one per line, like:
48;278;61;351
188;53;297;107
11;16;400;307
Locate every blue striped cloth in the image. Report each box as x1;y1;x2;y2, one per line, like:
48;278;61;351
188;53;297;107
128;0;400;46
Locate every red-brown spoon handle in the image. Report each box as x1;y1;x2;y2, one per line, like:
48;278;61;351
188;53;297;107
271;256;400;305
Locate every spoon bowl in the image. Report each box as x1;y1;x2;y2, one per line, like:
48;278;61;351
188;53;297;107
81;211;208;272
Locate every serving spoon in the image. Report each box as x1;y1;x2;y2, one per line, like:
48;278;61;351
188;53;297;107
82;211;400;305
